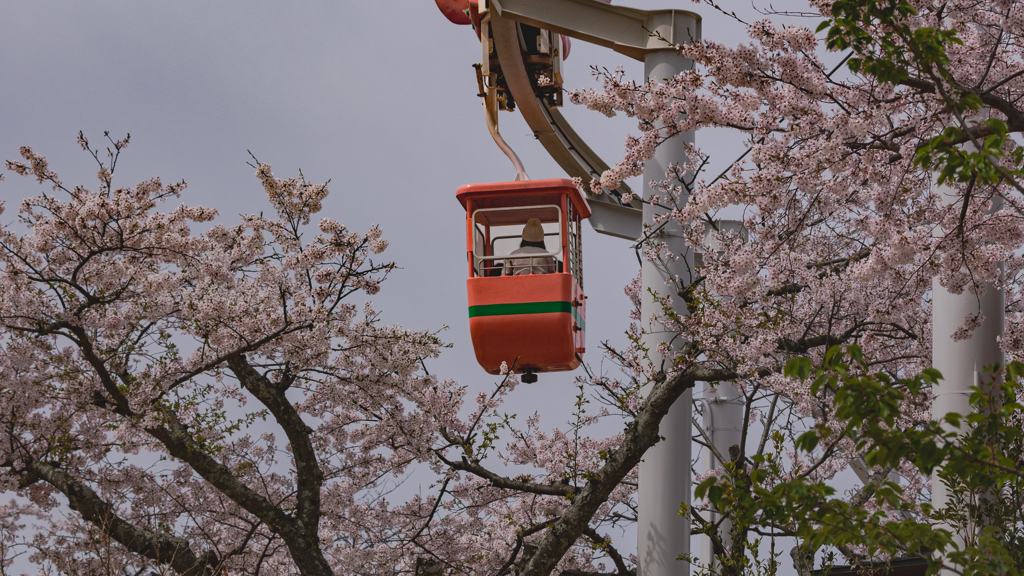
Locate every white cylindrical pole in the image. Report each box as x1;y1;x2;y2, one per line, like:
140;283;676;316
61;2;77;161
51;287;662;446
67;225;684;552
931;277;1003;553
698;382;744;570
931;279;1004;434
637;41;697;576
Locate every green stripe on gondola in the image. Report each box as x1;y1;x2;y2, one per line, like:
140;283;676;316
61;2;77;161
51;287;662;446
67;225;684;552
468;301;585;331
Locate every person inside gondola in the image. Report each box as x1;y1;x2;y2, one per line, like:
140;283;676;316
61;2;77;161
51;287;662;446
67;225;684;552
504;218;557;276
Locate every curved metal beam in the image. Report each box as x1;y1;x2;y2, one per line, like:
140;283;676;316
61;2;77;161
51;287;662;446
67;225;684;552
489;9;642;239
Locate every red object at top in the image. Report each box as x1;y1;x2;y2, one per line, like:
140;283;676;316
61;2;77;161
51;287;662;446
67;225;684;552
434;0;471;25
457;179;590;377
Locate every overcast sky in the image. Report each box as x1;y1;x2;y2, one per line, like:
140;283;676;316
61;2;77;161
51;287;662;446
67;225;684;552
0;0;821;570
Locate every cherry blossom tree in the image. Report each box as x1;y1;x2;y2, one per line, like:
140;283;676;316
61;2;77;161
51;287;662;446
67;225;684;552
0;134;462;575
6;0;1024;573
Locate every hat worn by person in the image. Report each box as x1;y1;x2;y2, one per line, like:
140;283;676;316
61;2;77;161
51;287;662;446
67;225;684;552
522;218;545;243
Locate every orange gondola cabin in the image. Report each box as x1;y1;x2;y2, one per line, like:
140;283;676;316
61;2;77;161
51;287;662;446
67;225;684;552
457;179;590;382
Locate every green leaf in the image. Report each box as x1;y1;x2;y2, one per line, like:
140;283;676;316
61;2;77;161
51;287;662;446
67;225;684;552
786;357;812;380
796;431;820;453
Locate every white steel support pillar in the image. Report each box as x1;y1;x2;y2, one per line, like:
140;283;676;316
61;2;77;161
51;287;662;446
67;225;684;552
931;280;1003;451
638;42;697;576
698;382;744;570
931;278;1003;574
